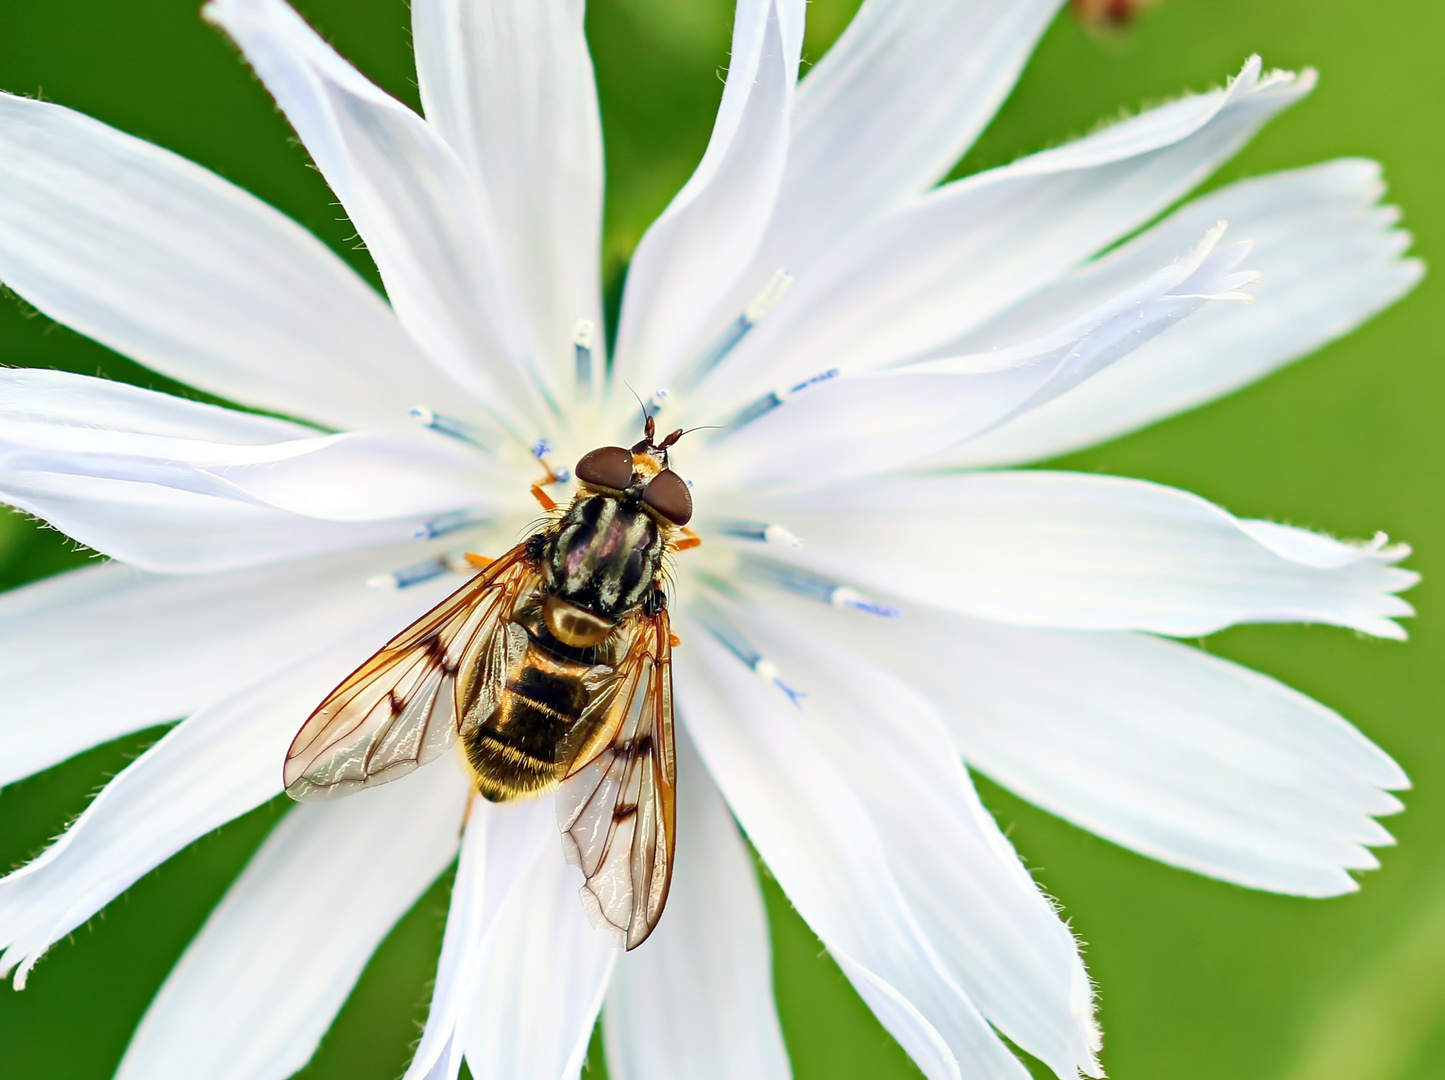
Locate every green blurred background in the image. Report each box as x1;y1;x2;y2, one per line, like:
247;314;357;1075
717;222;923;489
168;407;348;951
0;0;1441;1077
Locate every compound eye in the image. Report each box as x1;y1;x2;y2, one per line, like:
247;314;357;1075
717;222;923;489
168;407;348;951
643;469;693;526
575;446;635;490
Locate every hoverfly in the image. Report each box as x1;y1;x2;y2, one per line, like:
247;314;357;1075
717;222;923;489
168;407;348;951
283;418;696;949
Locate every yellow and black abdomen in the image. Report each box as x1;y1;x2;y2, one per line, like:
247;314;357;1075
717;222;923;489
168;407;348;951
462;604;618;802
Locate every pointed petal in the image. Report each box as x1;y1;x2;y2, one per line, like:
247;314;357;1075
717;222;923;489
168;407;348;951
204;0;549;420
676;614;1029;1080
116;759;469;1080
822;606;1408;896
730;0;1063;306
0;544;459;787
697;224;1256;485
604;729;790;1080
943;160;1424;466
737;470;1416;638
0;623;405;988
702;59;1312;409
612;0;805;391
461;809;617;1080
413;0;605;390
403;798;555;1080
0;372;500;572
712;592;1100;1078
0;93;466;432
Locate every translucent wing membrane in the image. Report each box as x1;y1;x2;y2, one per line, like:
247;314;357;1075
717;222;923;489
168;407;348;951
285;543;542;800
557;611;676;950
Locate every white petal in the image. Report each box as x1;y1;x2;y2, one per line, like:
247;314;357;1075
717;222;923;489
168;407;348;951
0;375;500;572
821;605;1408;896
205;0;549;421
697;223;1256;486
0;93;466;432
413;0;605;391
461;815;618;1080
0;622;404;989
404;797;556;1080
0;367;313;442
711;592;1099;1079
943;160;1424;466
116;758;470;1080
603;729;789;1080
700;58;1312;409
0;465;407;574
676;615;1029;1080
612;0;805;391
0;544;461;787
736;470;1415;638
0;416;491;522
726;0;1063;313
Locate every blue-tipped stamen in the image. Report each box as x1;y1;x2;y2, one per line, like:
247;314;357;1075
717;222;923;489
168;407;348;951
414;508;491;540
693;602;808;710
740;559;901;618
711;367;840;440
411;406;490;450
367;556;449;590
682;269;793;387
716;520;804;547
573;319;595;393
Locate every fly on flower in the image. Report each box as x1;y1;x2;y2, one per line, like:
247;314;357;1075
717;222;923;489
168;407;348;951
283;417;696;949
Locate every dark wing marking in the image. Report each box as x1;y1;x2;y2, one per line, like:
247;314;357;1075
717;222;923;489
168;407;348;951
285;542;541;801
555;609;676;950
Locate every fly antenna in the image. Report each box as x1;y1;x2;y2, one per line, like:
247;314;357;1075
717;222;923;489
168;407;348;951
624;383;650;437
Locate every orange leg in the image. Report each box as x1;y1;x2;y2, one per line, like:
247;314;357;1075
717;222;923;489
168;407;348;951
671;526;702;552
530;482;558;511
463;552;494;569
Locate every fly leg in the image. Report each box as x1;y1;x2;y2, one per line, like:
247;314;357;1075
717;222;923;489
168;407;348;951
671;526;702;553
530;441;569;511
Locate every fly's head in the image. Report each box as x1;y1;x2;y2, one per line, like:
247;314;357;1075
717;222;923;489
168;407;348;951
573;416;693;527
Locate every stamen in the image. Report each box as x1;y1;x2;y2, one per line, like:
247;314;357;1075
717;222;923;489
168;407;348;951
414;508;491;540
683;269;793;385
531;438;552;459
711;368;840;440
717;519;804;547
368;556;449;590
693;601;807;709
739;559;900;618
411;406;490;450
645;388;671;418
573;319;595;393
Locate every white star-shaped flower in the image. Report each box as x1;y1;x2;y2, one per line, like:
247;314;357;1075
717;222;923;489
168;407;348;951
0;1;1422;1078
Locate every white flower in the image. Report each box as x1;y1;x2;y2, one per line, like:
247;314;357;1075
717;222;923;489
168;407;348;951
0;0;1422;1077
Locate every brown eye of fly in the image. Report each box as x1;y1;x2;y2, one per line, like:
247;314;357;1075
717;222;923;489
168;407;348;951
575;446;635;490
642;469;693;526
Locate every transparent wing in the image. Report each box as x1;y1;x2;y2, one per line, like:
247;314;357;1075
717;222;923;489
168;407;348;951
556;608;676;950
285;542;541;801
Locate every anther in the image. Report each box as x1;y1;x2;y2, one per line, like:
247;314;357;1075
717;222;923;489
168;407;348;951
683;269;793;386
411;406;490;450
645;388;671;417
